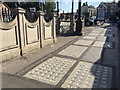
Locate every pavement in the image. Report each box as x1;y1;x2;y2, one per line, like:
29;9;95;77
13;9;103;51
1;23;119;89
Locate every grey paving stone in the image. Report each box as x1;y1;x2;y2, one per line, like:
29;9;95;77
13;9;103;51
61;61;112;88
82;36;96;40
74;40;94;46
58;45;88;58
93;41;105;48
88;33;99;37
81;47;103;63
100;34;113;37
92;31;102;34
24;56;76;85
97;36;107;42
93;41;113;48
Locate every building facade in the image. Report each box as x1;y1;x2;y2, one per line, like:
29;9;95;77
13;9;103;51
0;2;11;22
99;1;117;17
81;5;97;17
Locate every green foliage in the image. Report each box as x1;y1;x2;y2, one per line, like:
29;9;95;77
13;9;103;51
20;2;39;11
43;2;56;13
85;2;88;6
83;3;86;6
5;2;56;13
82;2;88;6
4;2;16;8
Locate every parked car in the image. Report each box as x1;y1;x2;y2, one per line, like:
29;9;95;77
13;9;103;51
89;16;96;25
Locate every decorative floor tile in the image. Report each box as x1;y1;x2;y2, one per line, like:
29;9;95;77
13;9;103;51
24;57;76;85
74;40;94;46
82;36;96;40
61;61;112;88
58;45;88;58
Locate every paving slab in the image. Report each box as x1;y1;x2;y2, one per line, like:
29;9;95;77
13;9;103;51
82;36;96;40
24;56;76;85
100;34;113;37
92;31;102;34
88;33;99;37
58;45;88;58
61;61;112;88
81;47;103;63
74;40;94;46
103;48;117;67
97;36;107;42
93;41;105;48
2;73;58;88
93;41;113;49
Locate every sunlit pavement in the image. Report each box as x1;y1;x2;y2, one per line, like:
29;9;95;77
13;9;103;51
2;23;118;88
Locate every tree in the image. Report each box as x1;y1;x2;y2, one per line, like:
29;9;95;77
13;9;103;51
4;2;16;8
20;2;39;11
82;2;88;6
5;2;56;13
85;2;88;6
43;2;56;13
82;3;86;6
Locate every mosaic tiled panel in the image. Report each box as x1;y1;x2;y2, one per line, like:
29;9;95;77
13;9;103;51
24;57;76;85
58;45;88;58
61;61;112;88
74;40;94;46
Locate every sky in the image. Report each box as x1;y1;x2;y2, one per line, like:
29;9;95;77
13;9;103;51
56;0;119;13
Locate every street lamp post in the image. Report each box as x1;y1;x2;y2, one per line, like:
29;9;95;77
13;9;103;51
57;0;59;17
72;0;74;14
76;0;82;36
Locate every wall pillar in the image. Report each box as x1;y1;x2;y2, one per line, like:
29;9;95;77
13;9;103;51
39;11;44;48
53;13;57;43
16;8;25;56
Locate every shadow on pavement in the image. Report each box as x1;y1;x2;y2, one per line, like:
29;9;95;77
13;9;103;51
90;24;117;89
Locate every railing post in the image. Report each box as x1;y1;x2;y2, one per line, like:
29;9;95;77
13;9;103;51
38;11;44;48
53;13;57;43
70;13;74;35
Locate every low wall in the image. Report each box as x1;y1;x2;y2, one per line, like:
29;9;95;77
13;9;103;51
0;8;57;61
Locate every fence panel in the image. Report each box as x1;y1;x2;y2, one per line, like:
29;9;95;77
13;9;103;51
0;8;57;61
